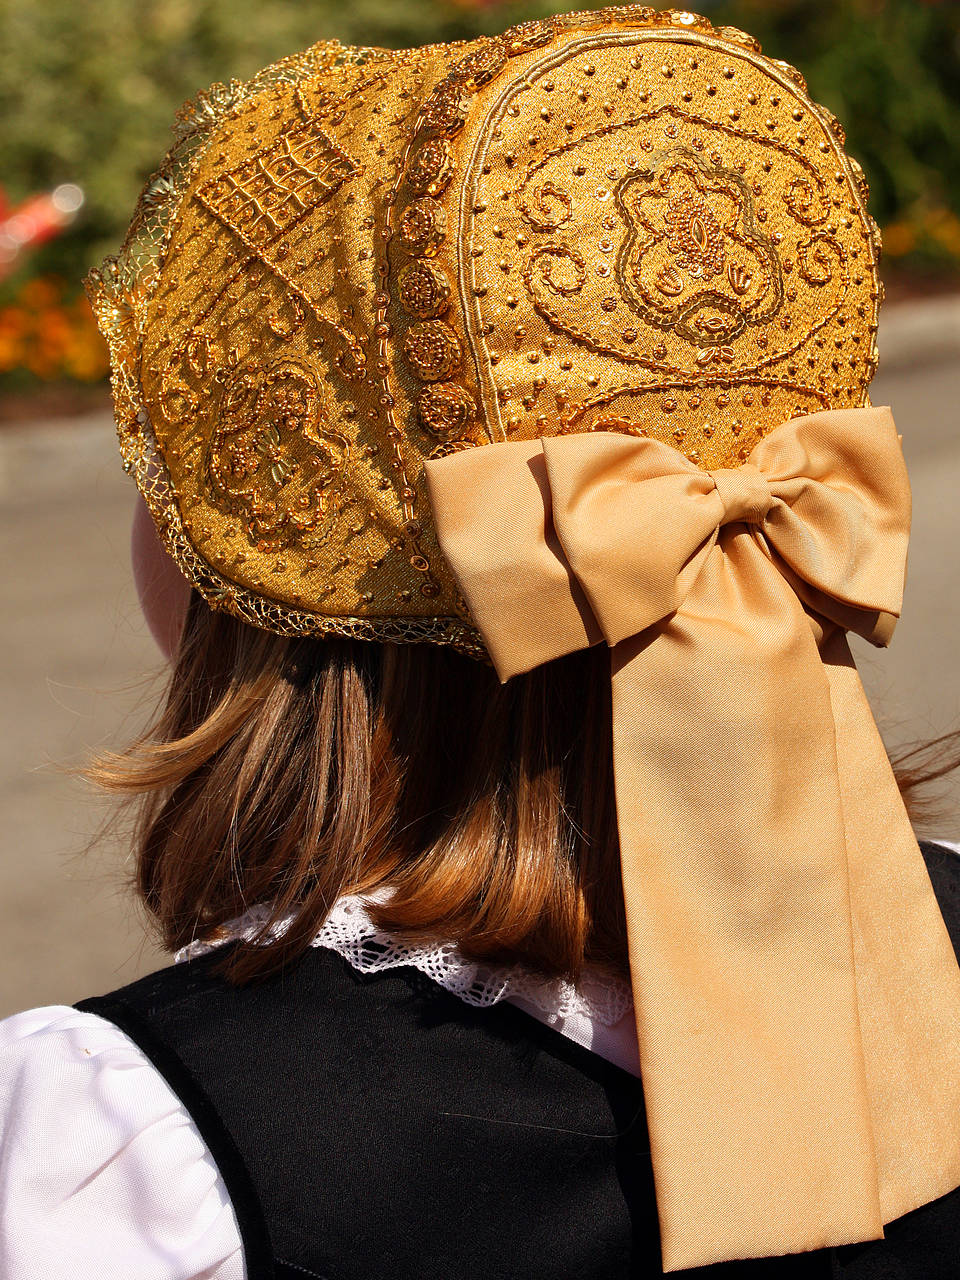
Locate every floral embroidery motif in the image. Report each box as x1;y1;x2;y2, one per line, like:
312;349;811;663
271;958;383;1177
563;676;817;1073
402;320;462;381
662;185;725;279
418;382;477;438
204;360;348;552
519;182;573;233
617;150;783;347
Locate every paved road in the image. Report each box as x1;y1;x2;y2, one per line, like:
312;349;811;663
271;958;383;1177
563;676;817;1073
1;353;959;1017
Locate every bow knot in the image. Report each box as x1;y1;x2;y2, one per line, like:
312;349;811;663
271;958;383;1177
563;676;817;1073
708;462;773;525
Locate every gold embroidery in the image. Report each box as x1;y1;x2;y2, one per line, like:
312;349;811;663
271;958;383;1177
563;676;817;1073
86;9;881;654
398;197;446;256
418;382;478;439
196;119;360;247
407;138;455;197
403;321;463;382
617;150;783;347
397;261;452;320
205;360;347;553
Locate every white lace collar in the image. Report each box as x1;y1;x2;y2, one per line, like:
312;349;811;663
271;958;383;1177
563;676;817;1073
176;894;633;1027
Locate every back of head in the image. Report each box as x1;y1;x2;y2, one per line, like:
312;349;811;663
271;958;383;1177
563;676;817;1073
121;597;621;982
88;7;880;978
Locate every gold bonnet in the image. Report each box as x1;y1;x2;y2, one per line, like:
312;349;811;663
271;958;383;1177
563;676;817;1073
89;8;960;1275
88;5;880;650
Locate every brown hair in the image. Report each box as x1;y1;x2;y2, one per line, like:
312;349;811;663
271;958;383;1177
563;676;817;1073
90;591;960;984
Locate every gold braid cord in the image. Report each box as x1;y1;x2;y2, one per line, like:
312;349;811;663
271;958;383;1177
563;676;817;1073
86;8;881;659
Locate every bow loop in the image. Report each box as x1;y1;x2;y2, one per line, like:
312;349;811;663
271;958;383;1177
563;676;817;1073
749;407;910;633
424;408;910;676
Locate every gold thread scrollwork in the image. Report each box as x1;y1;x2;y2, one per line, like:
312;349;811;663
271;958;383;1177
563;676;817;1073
205;359;347;552
159;332;214;424
333;337;367;381
782;175;828;227
523;242;587;297
797;232;842;286
519;182;573;233
267;293;306;341
663;185;725;278
559;377;830;436
159;368;199;424
184;332;212;376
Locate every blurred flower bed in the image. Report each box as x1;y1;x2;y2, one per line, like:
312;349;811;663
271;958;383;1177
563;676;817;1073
0;0;957;399
0;277;108;385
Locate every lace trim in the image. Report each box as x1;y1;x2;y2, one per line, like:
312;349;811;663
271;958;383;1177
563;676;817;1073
176;896;633;1026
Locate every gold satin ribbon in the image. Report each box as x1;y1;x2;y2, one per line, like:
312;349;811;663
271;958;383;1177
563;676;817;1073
423;407;960;1273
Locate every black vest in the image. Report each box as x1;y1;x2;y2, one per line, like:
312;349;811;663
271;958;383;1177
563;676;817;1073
78;841;960;1280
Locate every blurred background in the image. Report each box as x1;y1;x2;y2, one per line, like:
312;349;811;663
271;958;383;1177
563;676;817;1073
1;0;958;1017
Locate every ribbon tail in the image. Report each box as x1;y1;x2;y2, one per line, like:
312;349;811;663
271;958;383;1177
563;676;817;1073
609;533;884;1273
820;628;960;1222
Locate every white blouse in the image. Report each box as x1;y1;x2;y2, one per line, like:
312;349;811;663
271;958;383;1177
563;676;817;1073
0;894;644;1280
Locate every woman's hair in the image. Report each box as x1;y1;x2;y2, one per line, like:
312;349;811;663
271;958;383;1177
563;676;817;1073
90;592;960;984
91;592;622;983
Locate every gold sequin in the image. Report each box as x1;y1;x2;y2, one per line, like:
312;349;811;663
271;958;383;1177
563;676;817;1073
397;261;452;320
398;197;447;257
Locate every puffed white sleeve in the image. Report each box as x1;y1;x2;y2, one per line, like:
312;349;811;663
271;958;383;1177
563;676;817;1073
0;1005;245;1280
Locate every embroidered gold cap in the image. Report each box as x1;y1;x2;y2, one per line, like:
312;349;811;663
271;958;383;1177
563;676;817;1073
87;6;881;656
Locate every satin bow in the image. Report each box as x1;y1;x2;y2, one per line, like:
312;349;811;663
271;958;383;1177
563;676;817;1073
424;408;960;1273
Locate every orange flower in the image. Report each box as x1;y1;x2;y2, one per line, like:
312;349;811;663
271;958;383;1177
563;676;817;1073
879;221;915;258
19;276;62;311
0;275;109;382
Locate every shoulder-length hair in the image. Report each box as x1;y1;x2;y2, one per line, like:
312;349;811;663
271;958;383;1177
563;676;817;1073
90;592;960;983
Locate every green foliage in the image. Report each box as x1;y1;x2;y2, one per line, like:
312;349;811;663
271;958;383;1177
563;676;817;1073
710;0;960;269
0;0;492;281
0;0;957;289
